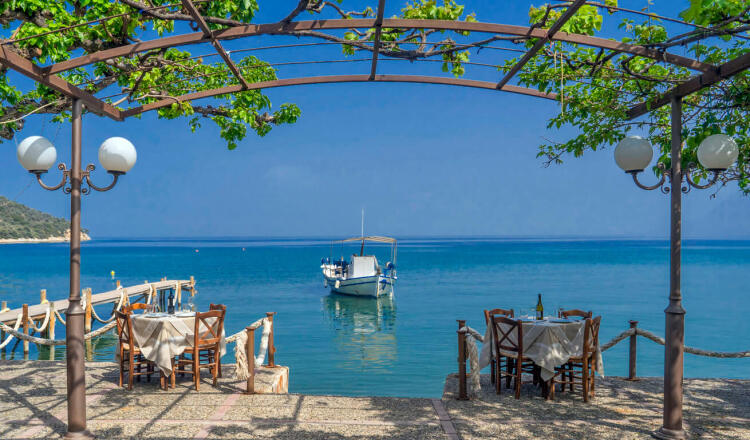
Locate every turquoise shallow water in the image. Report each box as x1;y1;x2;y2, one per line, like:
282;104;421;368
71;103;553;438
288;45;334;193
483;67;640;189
1;238;748;397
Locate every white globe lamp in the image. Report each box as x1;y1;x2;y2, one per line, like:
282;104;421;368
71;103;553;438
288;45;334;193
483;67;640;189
98;137;136;174
696;134;738;171
17;136;57;172
614;136;653;172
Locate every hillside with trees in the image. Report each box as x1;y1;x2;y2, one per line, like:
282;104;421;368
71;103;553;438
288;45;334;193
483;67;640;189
0;196;88;241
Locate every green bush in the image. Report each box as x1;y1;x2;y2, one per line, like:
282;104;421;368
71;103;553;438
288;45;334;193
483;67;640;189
0;196;79;239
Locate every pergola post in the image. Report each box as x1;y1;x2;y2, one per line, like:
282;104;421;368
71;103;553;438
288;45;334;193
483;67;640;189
64;98;94;440
654;96;686;440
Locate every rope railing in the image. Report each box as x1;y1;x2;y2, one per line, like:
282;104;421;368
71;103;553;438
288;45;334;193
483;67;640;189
88;287;126;324
0;318;117;346
455;318;750;400
458;325;483;397
0;313;23;349
228;312;277;394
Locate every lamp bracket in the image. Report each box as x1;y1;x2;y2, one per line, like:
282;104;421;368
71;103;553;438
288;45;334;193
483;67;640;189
82;164;122;193
31;163;123;193
32;163;70;191
683;162;721;191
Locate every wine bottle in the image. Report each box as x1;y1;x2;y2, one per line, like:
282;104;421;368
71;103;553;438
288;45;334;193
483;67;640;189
536;293;544;320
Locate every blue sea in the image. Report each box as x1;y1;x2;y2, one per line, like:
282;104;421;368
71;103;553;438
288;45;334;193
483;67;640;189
0;238;748;397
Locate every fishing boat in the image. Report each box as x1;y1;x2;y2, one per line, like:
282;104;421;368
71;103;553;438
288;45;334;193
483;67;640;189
321;236;397;297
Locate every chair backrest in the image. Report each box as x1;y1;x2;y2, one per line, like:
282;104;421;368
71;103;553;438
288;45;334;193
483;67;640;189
560;309;593;319
582;316;602;358
483;308;514;325
194;309;225;347
114;310;134;347
209;303;226;312
124;303;149;314
491;316;523;356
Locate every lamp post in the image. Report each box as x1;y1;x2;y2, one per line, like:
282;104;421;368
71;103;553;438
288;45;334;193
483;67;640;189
615;97;738;440
16;99;136;440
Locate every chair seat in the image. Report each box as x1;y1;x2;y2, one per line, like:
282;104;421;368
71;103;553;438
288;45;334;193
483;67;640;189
183;344;218;354
121;342;142;354
497;348;529;359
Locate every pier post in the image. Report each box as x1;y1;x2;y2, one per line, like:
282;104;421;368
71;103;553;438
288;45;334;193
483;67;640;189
40;289;47;303
22;304;29;356
84;288;92;333
245;326;256;394
628;320;638;380
49;303;56;360
1;301;6;357
457;319;468;400
266;312;276;367
84;288;93;361
176;283;182;309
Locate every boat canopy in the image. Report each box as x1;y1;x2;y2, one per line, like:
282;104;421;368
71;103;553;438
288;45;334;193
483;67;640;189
333;236;396;244
350;255;378;277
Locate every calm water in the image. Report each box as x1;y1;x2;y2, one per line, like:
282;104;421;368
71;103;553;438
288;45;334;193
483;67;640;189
1;238;748;397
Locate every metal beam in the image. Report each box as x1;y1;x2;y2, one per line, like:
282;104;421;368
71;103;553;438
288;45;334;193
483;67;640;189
496;0;586;89
42;19;713;76
0;46;122;120
121;74;557;118
369;0;387;80
180;0;250;89
627;50;750;119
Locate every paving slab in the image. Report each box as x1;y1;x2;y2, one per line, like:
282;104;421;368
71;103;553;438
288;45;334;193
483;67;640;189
1;361;748;439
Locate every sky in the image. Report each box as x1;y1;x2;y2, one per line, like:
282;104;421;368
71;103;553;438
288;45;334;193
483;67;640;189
1;1;748;239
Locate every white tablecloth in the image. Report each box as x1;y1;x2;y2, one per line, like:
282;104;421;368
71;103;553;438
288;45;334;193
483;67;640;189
130;313;226;376
479;318;604;381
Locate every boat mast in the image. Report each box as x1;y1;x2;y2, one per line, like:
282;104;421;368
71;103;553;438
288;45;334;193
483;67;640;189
360;208;365;256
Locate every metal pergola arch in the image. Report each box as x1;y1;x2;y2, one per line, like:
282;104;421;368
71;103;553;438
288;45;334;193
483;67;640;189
0;12;729;122
2;2;748;440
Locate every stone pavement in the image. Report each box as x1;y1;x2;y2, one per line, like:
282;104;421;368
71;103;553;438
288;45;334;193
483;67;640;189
1;361;747;439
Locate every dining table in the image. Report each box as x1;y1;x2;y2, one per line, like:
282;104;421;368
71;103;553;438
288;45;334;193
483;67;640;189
478;316;604;382
129;311;226;377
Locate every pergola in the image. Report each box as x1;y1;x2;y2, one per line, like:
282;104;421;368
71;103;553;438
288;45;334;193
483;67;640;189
2;1;748;439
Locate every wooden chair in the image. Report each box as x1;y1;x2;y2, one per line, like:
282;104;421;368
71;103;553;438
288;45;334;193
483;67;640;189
549;316;601;402
558;309;593;319
123;303;150;314
490;316;535;399
483;308;514;385
114;310;164;390
208;304;227;377
174;309;225;390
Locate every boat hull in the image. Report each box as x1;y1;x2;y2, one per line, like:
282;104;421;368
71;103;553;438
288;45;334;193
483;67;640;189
324;274;395;297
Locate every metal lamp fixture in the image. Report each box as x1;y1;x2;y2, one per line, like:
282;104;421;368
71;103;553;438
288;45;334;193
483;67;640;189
615;99;738;440
17;135;136;193
615;134;738;193
15;100;134;440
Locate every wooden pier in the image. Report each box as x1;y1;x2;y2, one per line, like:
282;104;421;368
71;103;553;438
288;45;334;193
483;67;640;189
0;277;196;357
0;277;196;325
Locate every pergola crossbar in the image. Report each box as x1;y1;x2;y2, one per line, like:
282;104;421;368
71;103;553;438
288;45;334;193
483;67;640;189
41;19;714;76
628;50;750;119
120;74;558;118
180;0;250;89
496;0;586;89
369;0;387;80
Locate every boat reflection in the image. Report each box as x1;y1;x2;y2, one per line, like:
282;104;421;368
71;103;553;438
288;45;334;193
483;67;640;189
321;293;397;369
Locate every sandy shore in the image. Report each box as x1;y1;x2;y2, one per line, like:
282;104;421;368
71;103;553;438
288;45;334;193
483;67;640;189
0;232;91;244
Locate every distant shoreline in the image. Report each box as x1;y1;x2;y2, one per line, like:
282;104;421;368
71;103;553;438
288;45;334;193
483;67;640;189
0;232;91;245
